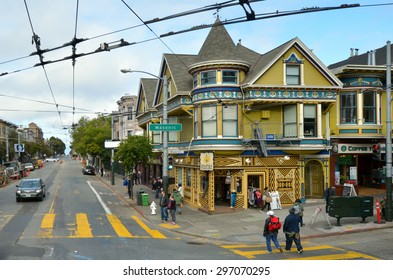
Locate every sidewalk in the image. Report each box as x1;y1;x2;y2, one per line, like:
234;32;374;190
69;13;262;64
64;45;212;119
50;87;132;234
101;174;393;243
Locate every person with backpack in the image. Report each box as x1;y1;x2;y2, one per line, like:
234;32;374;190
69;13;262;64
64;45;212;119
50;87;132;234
293;199;305;227
263;210;283;253
283;207;303;254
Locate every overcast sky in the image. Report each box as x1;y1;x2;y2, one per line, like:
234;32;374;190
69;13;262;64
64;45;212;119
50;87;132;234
1;0;392;152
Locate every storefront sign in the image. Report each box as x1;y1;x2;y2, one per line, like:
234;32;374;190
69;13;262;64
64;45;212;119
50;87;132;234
338;143;386;154
200;153;214;171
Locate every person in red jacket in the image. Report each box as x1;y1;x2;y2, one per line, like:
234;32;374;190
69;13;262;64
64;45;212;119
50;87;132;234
263;210;283;254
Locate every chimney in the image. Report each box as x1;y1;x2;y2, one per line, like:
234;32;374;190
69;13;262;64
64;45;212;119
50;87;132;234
350;48;354;57
367;51;371;65
237;39;242;46
372;49;376;65
355;48;359;55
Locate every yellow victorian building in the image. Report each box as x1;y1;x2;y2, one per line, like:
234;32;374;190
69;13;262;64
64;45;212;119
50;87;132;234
136;19;342;212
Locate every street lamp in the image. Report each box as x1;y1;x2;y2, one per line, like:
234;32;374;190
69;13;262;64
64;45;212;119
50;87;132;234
121;69;169;194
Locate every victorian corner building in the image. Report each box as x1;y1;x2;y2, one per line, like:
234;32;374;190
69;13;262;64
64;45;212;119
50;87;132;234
134;18;392;213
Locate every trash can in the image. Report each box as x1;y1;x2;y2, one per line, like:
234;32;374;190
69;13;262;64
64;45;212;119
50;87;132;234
142;193;149;206
231;192;237;208
137;190;146;206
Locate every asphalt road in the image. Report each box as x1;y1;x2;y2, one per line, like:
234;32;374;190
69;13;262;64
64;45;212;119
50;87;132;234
0;158;243;260
1;158;392;261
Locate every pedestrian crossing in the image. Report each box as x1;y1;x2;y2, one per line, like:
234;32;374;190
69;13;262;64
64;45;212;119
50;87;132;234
0;213;167;239
220;242;380;260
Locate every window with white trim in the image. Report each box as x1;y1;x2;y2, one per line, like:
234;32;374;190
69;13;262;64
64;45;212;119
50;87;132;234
283;105;297;137
286;65;300;85
340;92;357;124
222;105;238;137
168;116;178;142
202;105;217;137
363;91;376;124
303;105;316;137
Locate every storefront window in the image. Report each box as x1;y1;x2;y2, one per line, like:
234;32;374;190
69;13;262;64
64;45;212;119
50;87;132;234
186;168;191;187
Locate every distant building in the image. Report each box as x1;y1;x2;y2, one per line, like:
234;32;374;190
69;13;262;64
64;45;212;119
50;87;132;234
28;122;44;141
113;94;143;140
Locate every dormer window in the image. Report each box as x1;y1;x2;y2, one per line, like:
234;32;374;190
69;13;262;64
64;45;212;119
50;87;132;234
286;65;300;85
201;70;216;85
284;53;303;86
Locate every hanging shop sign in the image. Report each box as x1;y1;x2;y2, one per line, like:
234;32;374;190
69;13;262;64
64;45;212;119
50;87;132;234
200;152;214;171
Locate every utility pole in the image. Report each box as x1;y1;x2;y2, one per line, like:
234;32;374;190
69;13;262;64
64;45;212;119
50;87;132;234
111;115;115;185
386;40;392;222
5;126;9;162
121;69;169;194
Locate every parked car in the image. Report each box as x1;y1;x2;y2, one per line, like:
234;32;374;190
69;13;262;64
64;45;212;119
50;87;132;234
16;178;46;202
82;165;96;175
24;163;35;171
46;157;58;162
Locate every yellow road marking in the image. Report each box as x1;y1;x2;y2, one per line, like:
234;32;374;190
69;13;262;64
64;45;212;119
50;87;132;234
132;215;166;239
293;251;380;260
106;214;132;237
38;213;56;238
74;213;93;238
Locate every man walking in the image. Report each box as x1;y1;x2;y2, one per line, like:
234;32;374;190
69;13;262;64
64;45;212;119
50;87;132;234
324;185;336;213
283;207;303;254
263;210;283;254
159;189;169;222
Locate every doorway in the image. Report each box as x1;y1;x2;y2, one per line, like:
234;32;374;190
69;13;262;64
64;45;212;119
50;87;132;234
214;176;230;205
305;160;324;198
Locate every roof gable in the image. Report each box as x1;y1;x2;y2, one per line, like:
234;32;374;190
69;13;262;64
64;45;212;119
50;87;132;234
245;37;342;87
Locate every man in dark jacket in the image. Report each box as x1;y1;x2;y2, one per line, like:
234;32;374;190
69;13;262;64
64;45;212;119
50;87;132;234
283;207;303;253
159;189;169;222
325;186;336;213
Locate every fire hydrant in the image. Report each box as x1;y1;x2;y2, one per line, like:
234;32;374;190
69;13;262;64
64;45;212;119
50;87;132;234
150;201;157;215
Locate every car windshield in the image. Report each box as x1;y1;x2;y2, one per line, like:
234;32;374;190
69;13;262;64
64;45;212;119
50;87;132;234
19;181;40;189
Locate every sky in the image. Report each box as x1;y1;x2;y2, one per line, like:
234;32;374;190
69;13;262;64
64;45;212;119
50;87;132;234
1;0;392;153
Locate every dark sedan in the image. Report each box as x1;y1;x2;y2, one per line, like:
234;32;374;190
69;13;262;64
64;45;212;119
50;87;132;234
16;178;46;202
82;165;96;175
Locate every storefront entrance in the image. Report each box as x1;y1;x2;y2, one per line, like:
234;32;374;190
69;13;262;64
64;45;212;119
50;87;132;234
214;176;230;206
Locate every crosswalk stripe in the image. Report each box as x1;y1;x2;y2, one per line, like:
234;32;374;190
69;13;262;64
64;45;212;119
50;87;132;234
132;216;167;239
38;213;55;238
293;251;380;260
106;214;133;237
74;213;93;238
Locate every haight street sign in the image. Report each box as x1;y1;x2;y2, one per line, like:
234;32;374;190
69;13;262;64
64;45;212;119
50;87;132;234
150;123;182;131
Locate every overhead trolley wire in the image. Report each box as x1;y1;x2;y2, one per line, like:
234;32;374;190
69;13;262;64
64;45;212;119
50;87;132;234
2;2;392;77
23;0;65;128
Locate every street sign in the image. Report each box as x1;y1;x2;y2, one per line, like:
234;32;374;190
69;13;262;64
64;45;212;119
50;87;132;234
14;144;24;152
104;140;120;148
150;123;182;131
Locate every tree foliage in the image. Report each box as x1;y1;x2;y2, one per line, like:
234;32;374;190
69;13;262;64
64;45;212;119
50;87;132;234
70;115;111;161
114;135;154;174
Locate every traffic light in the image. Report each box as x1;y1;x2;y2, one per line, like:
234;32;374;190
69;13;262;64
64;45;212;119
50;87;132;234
168;156;173;170
372;144;381;160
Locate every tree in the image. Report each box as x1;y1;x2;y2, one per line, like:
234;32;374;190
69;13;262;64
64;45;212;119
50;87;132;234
47;136;66;156
70;114;111;163
114;135;154;174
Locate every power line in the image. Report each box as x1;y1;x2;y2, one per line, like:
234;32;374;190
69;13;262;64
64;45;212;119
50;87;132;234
23;0;64;128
